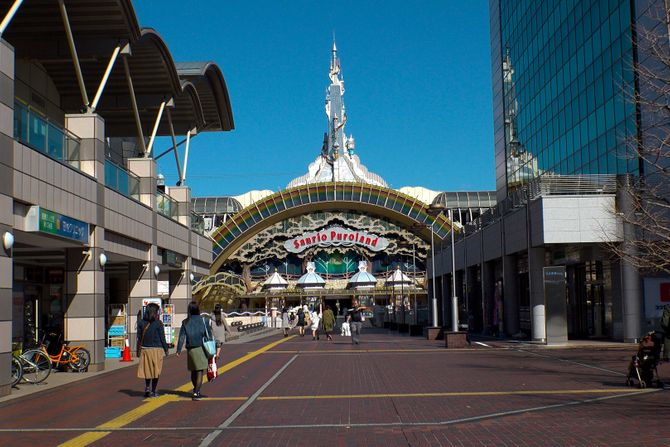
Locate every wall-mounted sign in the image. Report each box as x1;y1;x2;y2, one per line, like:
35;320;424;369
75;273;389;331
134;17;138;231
157;280;169;296
284;225;389;254
643;277;670;318
26;206;89;244
158;248;184;268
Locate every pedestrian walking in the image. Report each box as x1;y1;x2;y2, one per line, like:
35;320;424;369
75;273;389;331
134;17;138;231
136;303;169;398
297;307;306;336
281;307;290;337
661;304;670;361
347;299;369;345
211;304;231;361
176;301;212;401
322;305;335;341
310;307;321;340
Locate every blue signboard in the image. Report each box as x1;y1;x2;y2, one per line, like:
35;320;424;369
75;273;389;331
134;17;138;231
27;207;89;244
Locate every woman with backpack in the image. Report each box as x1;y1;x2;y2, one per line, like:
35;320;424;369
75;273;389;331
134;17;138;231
296;307;306;336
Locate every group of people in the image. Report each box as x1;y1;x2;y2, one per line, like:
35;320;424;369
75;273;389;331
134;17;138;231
136;301;230;401
280;299;368;344
135;299;369;400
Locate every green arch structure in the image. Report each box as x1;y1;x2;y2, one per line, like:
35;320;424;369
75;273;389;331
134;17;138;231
209;182;455;274
192;271;247;302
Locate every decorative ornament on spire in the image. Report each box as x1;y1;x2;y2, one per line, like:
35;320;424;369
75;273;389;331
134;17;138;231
330;39;341;85
286;40;388;189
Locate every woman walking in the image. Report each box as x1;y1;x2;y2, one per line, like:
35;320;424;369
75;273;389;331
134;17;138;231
296;307;306;336
176;301;212;401
136;303;169;398
322;305;336;341
281;307;290;337
211;304;231;361
310;307;321;341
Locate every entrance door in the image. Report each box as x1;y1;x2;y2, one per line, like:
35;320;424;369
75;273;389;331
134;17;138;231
569;262;605;338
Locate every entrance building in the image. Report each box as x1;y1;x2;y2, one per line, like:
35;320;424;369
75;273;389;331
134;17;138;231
193;43;494;333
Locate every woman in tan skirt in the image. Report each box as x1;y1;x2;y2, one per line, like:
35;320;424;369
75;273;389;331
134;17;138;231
136;303;169;398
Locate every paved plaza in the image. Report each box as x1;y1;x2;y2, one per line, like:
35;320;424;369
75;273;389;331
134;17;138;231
1;330;669;447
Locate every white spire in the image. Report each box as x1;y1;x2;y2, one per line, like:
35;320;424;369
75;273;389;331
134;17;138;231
286;40;388;189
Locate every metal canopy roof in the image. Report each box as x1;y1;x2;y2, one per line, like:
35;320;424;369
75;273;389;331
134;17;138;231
431;191;496;210
0;0;233;136
192;197;243;215
176;62;235;132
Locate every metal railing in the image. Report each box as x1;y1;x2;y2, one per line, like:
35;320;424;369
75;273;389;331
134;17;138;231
458;174;618;239
14;100;81;170
105;159;140;201
191;212;205;235
156;190;178;219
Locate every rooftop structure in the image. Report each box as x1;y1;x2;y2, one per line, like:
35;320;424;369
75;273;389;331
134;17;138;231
287;41;387;188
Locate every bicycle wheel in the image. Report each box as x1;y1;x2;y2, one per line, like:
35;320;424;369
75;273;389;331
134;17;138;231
11;357;22;387
20;349;52;383
70;348;91;372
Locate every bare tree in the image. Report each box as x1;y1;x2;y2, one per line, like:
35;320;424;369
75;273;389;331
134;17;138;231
611;3;670;274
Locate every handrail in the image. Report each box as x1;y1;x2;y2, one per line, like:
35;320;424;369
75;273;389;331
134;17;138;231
14;100;81;170
156;190;178;219
104;159;140;201
191;212;205;235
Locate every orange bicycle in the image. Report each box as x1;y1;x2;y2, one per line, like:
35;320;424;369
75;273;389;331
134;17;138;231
39;331;91;372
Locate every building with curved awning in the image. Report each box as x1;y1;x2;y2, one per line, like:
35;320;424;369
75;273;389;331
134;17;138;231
192;43;494;332
0;0;234;393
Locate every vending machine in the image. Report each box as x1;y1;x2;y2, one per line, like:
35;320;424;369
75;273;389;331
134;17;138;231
162;303;175;347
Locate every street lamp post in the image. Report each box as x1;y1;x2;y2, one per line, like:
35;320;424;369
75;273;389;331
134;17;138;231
430;222;438;328
449;209;459;332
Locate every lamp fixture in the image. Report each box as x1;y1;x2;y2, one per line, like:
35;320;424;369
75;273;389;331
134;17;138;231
2;231;14;251
99;252;107;268
189;272;195;282
153;265;161;277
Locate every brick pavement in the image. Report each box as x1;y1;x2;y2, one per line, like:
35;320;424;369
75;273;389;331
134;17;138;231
0;328;668;446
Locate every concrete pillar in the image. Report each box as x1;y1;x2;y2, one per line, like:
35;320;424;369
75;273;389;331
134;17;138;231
502;254;519;336
0;38;15;396
64;113;105;180
127;158;157;209
127;252;160;352
610;259;624;340
482;261;495;334
529;246;546;342
618;176;643;342
168;260;191;344
64;228;106;371
166;186;191;227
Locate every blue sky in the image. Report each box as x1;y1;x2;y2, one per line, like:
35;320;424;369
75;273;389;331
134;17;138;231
134;1;494;197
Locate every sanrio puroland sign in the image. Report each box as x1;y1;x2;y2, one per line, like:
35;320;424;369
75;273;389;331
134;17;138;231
284;226;389;253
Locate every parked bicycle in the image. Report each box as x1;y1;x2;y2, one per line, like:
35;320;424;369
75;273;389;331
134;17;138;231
10;356;22;387
38;331;91;372
12;342;52;384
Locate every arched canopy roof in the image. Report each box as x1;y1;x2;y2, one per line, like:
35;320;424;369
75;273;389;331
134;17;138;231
176;62;235;131
95;28;206;136
210;182;456;274
431;191;496;210
192;196;243;215
0;0;232;136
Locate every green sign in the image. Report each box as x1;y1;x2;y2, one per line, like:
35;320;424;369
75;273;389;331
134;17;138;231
37;208;89;243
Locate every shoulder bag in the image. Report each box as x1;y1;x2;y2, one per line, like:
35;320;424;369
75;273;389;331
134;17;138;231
202;317;216;359
137;320;151;357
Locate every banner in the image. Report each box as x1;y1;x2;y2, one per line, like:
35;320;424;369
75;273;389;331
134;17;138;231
284;225;389;253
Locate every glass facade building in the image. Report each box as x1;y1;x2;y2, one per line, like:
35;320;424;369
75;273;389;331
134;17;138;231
490;0;641;201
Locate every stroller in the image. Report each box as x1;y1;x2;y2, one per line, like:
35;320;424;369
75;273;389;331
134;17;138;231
626;331;664;388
